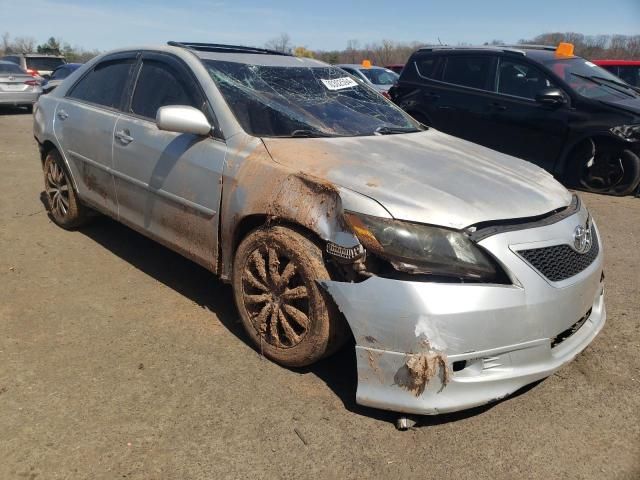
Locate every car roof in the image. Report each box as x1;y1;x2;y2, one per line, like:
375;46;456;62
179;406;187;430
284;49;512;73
416;45;573;62
593;59;640;66
337;64;387;69
16;53;66;58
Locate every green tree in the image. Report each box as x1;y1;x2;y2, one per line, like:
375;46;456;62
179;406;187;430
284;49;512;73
37;37;61;55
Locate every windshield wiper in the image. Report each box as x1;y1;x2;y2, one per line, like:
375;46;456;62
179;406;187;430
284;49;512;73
289;129;334;138
374;126;421;135
570;73;636;98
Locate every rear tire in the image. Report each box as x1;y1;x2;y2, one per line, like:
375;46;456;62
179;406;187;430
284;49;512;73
42;150;92;229
232;226;347;368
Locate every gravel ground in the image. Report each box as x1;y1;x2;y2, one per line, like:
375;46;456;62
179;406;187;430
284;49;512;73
1;110;638;479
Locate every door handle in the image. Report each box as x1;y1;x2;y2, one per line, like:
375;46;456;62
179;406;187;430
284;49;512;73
57;109;68;120
490;103;507;111
115;129;134;145
425;92;440;100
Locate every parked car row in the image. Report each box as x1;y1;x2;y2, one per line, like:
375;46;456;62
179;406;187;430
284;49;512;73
0;55;82;111
34;41;606;417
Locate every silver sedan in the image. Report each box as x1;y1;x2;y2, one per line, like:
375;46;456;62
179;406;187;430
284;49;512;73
33;43;605;416
0;61;41;112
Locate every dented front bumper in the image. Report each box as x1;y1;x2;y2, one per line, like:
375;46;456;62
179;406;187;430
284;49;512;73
320;207;606;415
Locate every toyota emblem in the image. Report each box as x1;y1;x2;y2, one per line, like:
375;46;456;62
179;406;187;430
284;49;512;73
573;222;593;254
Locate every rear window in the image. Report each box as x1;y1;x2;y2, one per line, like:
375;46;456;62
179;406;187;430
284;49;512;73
0;62;25;74
359;68;398;85
26;57;65;71
68;59;135;109
442;55;494;90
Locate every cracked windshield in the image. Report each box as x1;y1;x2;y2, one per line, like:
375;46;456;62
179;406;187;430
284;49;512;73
204;60;419;137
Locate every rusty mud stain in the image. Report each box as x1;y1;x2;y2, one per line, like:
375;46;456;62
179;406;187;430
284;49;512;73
394;349;451;397
367;349;385;383
82;167;109;202
363;335;378;345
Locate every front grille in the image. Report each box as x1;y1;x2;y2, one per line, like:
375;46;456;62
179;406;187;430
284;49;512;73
518;225;599;282
552;308;592;348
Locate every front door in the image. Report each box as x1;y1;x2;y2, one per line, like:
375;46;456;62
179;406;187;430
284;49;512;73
111;52;226;269
480;57;569;171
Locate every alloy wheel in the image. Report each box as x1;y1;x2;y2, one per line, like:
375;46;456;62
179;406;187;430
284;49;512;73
242;245;311;348
45;160;70;218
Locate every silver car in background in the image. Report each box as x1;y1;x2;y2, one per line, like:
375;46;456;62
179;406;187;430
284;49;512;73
337;63;399;97
0;53;66;79
33;42;605;416
0;61;41;112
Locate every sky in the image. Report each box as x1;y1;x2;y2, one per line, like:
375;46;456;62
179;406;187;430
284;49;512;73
0;0;639;52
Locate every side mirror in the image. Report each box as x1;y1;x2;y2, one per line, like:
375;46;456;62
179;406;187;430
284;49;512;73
535;88;567;106
156;105;212;136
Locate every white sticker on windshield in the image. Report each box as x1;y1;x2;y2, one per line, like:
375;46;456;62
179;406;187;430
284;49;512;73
321;77;359;91
585;61;597;67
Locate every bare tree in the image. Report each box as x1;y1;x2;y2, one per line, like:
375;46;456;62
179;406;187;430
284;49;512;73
265;33;292;54
1;32;11;55
345;39;360;63
12;36;36;53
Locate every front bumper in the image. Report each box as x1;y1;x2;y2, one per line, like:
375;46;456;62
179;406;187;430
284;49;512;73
321;204;606;415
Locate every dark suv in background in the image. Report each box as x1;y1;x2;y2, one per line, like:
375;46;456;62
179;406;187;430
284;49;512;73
390;44;640;196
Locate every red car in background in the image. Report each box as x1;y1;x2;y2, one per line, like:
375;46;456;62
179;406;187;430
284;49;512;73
593;60;640;88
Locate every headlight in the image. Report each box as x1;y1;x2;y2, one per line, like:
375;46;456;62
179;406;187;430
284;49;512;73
610;124;640;141
344;212;498;280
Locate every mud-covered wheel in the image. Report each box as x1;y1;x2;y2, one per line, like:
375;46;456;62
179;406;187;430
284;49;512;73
233;226;345;367
568;144;640;196
43;150;92;229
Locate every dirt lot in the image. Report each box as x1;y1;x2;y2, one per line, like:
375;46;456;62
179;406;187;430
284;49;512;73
1;110;639;479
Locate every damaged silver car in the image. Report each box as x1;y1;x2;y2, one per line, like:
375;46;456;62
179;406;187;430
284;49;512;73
33;42;606;415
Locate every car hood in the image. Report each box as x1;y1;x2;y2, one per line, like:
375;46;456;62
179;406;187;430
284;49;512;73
262;130;572;229
599;96;640;116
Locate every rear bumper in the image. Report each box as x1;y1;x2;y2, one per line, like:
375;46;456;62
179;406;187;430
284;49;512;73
0;90;40;106
320;204;606;415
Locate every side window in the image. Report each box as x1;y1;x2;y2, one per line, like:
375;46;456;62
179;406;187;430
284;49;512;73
497;59;557;100
415;57;438;79
130;60;201;120
442;55;494;90
68;58;135;109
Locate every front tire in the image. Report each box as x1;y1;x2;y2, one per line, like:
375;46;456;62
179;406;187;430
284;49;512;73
232;226;345;367
568;143;640;196
43;150;92;229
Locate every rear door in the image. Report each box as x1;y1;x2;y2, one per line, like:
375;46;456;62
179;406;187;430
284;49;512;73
54;52;137;214
432;53;498;144
112;52;225;269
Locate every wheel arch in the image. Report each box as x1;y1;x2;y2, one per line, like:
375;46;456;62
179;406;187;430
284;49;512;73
557;132;628;180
